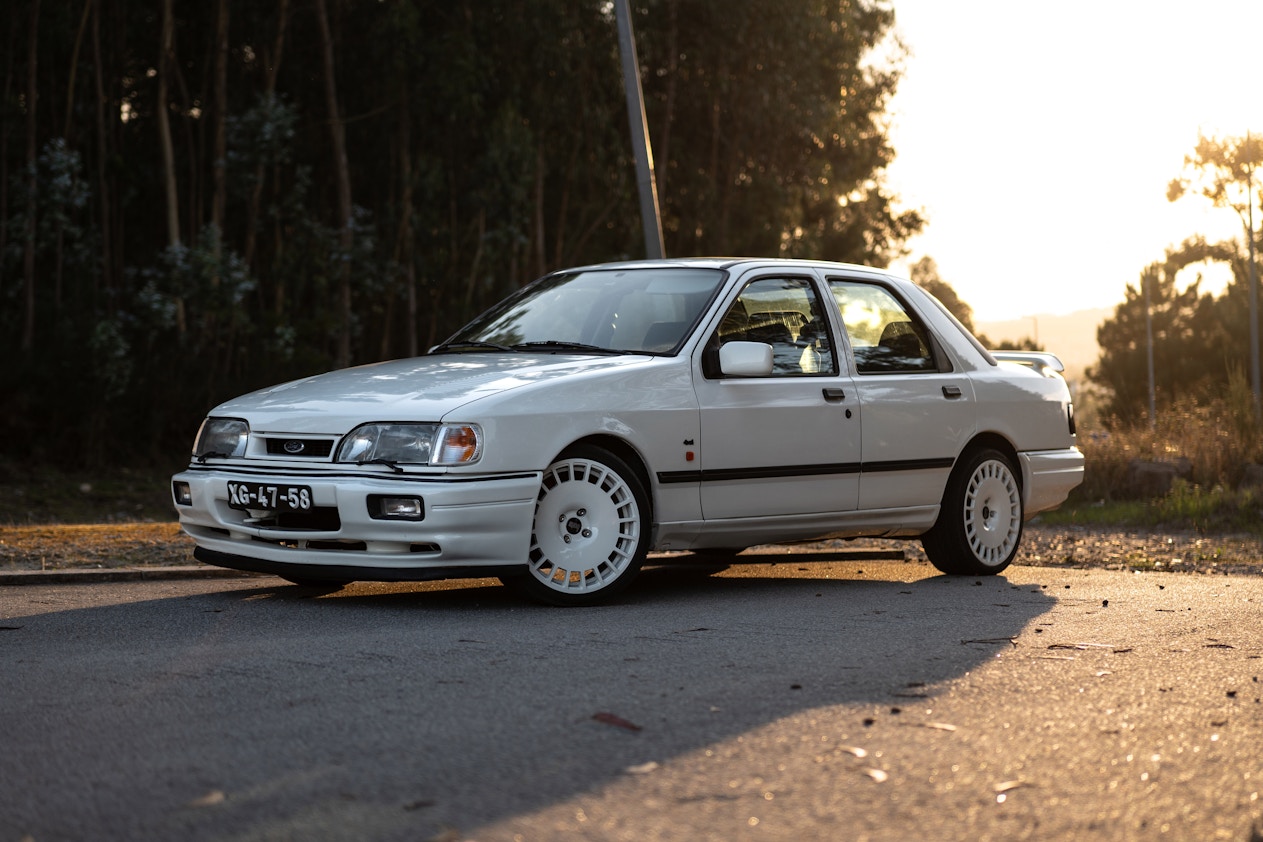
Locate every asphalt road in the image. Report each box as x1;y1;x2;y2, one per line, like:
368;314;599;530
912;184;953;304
1;558;1261;842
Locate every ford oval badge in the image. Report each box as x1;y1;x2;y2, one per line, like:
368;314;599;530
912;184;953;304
283;440;306;454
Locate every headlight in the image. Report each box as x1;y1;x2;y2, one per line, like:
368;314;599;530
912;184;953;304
336;423;482;466
193;418;249;459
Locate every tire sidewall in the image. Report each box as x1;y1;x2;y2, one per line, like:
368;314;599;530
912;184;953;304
507;444;650;606
924;447;1023;575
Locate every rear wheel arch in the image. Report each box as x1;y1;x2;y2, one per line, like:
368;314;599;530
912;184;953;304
957;433;1022;493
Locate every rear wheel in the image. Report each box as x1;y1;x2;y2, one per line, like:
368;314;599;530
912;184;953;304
922;447;1023;575
503;445;649;606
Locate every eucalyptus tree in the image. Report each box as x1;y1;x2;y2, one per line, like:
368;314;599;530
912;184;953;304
1090;239;1235;422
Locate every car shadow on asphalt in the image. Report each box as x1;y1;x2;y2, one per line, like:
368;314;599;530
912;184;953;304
1;560;1056;839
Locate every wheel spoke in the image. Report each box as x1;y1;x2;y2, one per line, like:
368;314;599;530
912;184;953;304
528;455;643;596
963;459;1020;564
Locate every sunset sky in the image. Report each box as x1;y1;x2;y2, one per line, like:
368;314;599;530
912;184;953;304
884;1;1263;322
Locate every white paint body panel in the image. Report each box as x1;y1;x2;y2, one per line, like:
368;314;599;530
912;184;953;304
172;258;1084;581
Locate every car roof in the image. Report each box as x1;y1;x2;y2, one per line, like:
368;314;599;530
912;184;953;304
562;256;901;282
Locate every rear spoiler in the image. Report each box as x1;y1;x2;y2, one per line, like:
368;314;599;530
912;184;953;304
991;351;1065;376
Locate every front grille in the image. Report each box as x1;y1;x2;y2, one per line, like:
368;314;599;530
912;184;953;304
264;438;335;458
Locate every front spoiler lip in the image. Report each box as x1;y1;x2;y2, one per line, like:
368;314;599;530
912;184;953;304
194;547;526;584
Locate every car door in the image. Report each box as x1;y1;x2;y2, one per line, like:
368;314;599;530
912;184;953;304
826;277;976;511
693;273;861;519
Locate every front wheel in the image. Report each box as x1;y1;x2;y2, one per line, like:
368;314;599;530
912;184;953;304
922;448;1023;575
502;445;649;606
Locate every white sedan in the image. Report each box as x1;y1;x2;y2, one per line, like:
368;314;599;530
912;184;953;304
172;258;1083;604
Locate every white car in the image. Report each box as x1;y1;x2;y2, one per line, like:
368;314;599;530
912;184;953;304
172;258;1083;604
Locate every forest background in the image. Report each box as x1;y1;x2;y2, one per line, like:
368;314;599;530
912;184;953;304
3;0;1261;509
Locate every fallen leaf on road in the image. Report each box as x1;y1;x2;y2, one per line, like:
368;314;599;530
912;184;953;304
188;789;226;808
961;637;1018;647
993;780;1028;794
839;746;868;758
862;768;888;782
593;712;642;732
626;761;659;774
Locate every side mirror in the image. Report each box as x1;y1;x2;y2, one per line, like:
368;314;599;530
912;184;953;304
719;341;774;377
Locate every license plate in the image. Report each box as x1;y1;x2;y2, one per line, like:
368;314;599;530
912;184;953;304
227;482;313;512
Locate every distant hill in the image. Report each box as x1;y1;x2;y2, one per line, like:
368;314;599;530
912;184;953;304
974;307;1111;382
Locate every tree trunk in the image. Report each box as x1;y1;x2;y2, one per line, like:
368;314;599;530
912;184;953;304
210;0;228;257
533;144;545;278
0;85;8;304
90;0;111;298
243;0;289;274
156;0;179;249
314;0;354;369
655;0;678;201
63;0;92;141
389;85;417;358
21;0;40;354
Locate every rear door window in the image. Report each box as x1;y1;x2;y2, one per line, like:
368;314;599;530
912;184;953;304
829;280;938;374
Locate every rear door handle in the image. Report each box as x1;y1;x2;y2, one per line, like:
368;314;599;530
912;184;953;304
942;385;962;399
822;388;846;402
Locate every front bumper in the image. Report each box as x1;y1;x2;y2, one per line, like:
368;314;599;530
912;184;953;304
171;465;540;579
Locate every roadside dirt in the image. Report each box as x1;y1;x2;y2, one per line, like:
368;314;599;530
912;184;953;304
0;523;193;570
3;520;1262;576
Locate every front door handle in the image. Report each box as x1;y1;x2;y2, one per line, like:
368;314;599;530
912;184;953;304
942;385;962;399
822;388;846;402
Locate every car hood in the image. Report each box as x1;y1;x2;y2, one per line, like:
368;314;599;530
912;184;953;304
211;354;655;433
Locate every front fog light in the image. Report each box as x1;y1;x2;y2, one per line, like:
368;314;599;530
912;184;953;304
368;495;424;521
172;481;192;506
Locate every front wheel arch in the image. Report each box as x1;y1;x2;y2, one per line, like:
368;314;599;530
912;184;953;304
558;434;654;516
502;442;651;606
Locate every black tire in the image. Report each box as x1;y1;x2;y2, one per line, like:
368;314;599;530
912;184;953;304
922;447;1023;575
502;445;650;606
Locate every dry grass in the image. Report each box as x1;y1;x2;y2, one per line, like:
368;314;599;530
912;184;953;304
1052;384;1263;535
0;460;193;571
1075;402;1262;502
0;522;195;570
1072;366;1263;502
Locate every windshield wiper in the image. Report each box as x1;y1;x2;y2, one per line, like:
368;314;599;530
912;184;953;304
514;341;623;355
356;457;404;474
430;339;517;354
195;451;231;464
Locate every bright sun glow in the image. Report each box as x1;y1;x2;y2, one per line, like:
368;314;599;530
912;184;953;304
884;0;1263;322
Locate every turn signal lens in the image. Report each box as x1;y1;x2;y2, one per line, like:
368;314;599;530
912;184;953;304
433;424;482;465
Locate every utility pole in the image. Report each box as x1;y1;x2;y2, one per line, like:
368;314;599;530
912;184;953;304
614;0;665;259
1144;267;1156;430
1248;131;1260;418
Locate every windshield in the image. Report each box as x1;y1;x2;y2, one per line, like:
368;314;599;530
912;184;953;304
439;267;726;354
